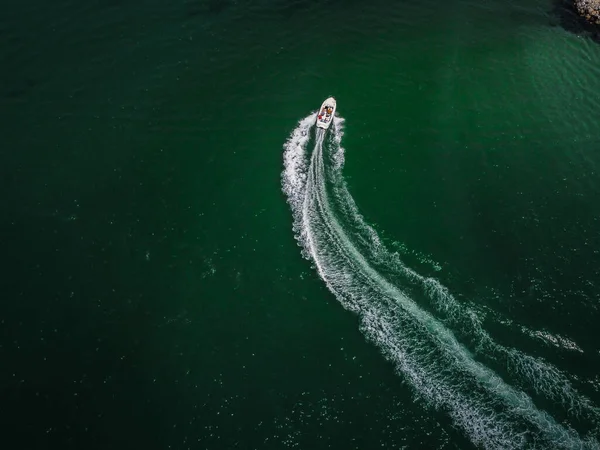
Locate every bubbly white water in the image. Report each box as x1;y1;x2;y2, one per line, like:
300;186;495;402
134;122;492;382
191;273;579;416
281;113;600;449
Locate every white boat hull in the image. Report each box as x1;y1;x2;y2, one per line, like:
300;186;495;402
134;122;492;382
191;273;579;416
316;97;336;130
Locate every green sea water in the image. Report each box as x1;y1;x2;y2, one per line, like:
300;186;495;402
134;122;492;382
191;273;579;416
2;0;600;448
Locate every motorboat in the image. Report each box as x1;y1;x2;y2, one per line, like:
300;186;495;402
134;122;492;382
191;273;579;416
316;97;336;130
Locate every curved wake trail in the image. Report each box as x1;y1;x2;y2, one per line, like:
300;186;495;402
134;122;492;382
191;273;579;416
282;114;600;449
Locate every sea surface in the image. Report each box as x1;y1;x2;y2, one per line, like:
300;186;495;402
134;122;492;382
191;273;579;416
2;0;600;448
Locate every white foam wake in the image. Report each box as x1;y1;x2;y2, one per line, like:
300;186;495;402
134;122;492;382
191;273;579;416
281;114;600;449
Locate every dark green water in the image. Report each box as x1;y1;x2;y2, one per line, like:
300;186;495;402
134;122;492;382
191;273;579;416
3;0;600;448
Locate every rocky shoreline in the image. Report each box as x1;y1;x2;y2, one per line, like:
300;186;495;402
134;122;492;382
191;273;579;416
575;0;600;24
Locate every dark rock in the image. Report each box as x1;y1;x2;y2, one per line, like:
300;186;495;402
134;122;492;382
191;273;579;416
574;0;600;24
552;0;600;42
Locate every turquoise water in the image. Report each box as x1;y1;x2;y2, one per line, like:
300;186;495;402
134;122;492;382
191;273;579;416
2;0;600;448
